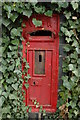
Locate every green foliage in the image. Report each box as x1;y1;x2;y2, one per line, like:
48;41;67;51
44;10;52;17
1;1;80;120
32;18;42;27
58;2;69;8
71;2;78;10
24;84;29;89
2;17;11;27
23;9;32;18
34;6;45;14
64;11;71;19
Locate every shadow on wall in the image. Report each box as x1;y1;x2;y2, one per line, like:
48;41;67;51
58;14;66;89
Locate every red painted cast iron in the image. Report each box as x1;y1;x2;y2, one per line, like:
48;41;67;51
22;14;60;112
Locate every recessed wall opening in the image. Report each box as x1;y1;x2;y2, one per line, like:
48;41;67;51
30;30;52;37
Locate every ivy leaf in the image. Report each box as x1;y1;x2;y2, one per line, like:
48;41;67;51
64;44;71;52
34;6;45;14
0;96;5;107
68;64;74;71
4;83;8;90
13;107;17;113
2;106;11;114
24;74;31;80
24;84;29;89
6;77;14;84
72;40;78;47
25;63;30;69
71;76;77;82
76;47;80;54
61;27;73;37
17;27;22;33
39;106;43;113
69;30;74;36
32;18;42;27
12;83;18;90
65;37;72;43
64;11;71;19
22;105;27;112
7;52;12;58
58;2;69;8
44;10;52;17
36;104;39;108
74;110;79;116
70;101;76;108
65;30;71;37
2;92;9;98
31;2;37;7
1;79;5;84
25;3;31;9
9;94;18;99
10;13;18;22
77;59;80;64
23;58;26;63
61;27;67;33
36;102;39;108
4;4;11;13
11;28;17;38
11;40;19;46
43;110;46;116
1;65;7;73
62;75;68;81
8;64;14;71
23;9;32;18
62;76;72;90
2;17;11;27
73;69;78;77
16;58;20;67
63;79;71;90
71;2;78;10
22;23;26;28
14;70;21;74
70;52;78;59
28;107;32;112
59;91;65;100
3;37;10;43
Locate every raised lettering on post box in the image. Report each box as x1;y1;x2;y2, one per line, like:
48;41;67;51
22;14;60;112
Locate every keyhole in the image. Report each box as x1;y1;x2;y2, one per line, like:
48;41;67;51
39;55;42;62
33;81;35;85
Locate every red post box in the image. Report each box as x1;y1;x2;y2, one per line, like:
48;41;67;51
22;14;60;112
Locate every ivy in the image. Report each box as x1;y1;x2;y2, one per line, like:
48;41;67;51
23;9;32;18
2;17;11;27
32;18;42;27
44;10;52;17
1;1;80;120
34;6;45;14
71;2;79;10
24;84;29;89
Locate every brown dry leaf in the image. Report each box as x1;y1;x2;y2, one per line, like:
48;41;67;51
59;104;66;111
59;103;68;119
73;29;79;40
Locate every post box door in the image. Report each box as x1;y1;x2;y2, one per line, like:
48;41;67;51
22;14;60;112
27;50;52;106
